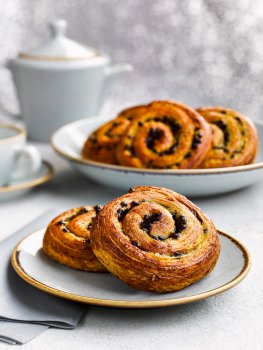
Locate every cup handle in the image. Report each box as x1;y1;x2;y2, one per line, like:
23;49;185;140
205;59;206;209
10;145;42;182
98;63;133;109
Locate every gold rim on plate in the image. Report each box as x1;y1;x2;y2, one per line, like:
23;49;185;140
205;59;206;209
0;160;54;193
50;119;263;176
11;230;251;309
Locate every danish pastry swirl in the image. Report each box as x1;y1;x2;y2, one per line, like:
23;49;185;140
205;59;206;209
43;206;107;272
116;101;212;169
91;186;220;292
82;118;130;164
82;105;147;164
196;107;258;168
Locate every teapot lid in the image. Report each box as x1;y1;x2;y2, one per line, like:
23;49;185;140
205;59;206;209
19;19;100;61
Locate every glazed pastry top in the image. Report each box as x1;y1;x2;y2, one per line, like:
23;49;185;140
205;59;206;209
116;101;212;169
90;186;220;292
43;205;107;272
197;107;258;168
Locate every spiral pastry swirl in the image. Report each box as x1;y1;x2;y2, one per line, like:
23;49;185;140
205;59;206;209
196;107;258;168
43;206;107;272
82;118;131;164
116;101;212;169
90;186;220;292
82;105;147;164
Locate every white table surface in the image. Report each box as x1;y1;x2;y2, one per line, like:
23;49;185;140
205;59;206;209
0;144;263;350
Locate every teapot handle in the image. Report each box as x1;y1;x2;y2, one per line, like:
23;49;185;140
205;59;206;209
0;61;20;120
99;63;133;109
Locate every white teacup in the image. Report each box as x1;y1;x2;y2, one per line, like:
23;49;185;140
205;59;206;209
0;124;42;186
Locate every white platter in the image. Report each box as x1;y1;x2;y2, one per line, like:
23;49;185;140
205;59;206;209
50;117;263;197
12;229;250;308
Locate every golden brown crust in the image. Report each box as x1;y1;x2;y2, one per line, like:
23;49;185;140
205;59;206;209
82;118;130;164
116;101;212;169
116;104;149;120
196;107;258;168
82;105;148;164
90;186;220;292
43;206;107;272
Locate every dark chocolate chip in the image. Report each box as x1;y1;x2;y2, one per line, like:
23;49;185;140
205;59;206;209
84;238;90;244
146;128;164;150
131;201;139;207
157;116;182;135
128;187;134;193
78;207;88;215
191;129;203;150
131;240;138;247
213;120;230;145
120;201;127;207
213;146;229;153
117;208;130;221
138;121;144;126
62;227;70;233
87;223;93;230
94;205;102;214
56;220;65;226
173;252;182;258
172;214;187;238
184;151;192;159
140;213;162;234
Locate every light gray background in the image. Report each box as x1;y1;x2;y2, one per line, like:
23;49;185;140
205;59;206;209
1;0;263;120
0;1;263;349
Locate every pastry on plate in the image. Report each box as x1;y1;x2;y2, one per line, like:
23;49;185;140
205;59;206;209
82;118;131;164
82;105;147;164
43;206;107;272
90;186;220;292
196;107;258;168
116;100;212;169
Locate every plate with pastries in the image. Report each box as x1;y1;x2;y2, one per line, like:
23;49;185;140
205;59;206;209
12;186;250;308
51;100;263;196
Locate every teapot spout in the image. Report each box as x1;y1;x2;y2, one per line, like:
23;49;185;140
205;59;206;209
98;63;133;109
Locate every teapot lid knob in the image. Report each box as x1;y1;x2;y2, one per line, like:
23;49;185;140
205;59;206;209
50;19;68;37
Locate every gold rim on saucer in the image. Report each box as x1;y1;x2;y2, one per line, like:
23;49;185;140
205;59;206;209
11;231;251;309
0;124;26;145
0;160;54;193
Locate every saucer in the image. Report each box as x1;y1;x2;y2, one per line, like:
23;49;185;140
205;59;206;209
0;161;54;201
12;228;250;308
50;117;263;197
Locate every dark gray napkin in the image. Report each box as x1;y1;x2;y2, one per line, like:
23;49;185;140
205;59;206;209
0;210;86;345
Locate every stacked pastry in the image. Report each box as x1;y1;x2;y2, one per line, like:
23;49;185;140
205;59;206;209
82;101;258;169
43;186;221;293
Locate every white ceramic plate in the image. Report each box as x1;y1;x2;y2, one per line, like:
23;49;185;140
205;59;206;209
12;229;250;308
0;161;54;201
50;117;263;197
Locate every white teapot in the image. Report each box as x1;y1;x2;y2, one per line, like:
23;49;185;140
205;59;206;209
5;19;132;141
